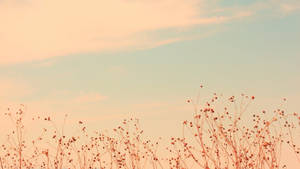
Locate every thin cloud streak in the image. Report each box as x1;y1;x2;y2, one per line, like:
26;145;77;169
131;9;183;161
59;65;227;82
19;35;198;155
1;0;298;65
0;78;33;103
0;0;253;65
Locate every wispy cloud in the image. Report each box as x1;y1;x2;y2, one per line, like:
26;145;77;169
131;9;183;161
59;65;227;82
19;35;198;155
0;0;257;65
1;0;298;65
0;78;33;103
278;2;300;14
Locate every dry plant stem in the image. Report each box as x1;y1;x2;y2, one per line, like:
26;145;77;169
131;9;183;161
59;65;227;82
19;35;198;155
1;92;299;169
0;157;4;169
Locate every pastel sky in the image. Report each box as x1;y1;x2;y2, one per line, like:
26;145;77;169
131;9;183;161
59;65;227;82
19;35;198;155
0;0;300;166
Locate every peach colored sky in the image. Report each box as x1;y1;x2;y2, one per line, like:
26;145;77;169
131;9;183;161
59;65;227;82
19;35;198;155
0;0;300;168
1;0;298;64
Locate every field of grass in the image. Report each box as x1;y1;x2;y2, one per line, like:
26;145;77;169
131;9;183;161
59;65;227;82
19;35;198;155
1;92;299;169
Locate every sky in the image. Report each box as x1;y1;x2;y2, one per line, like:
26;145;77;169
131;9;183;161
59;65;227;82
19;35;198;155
0;0;300;167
